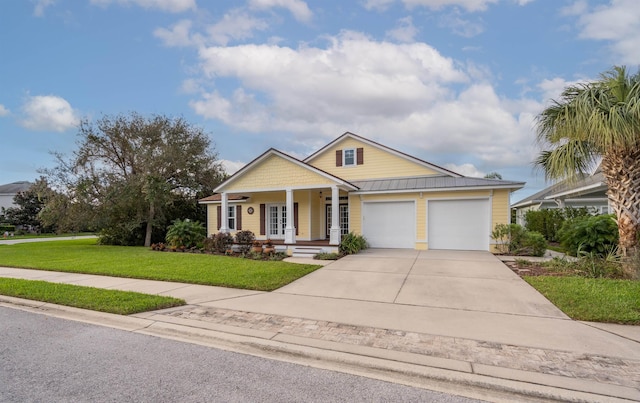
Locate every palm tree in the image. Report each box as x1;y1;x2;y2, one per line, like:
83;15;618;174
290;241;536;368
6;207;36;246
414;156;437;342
535;66;640;256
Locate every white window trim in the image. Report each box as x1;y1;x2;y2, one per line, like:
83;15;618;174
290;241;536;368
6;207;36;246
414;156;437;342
227;206;236;231
343;148;356;166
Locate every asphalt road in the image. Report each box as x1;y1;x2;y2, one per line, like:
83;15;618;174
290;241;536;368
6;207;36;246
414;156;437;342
0;307;483;403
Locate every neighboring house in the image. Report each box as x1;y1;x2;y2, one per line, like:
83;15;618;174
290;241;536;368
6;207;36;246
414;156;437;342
511;168;609;227
200;132;524;253
0;181;32;212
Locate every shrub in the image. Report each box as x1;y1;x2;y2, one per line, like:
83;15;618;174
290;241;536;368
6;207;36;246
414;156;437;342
575;245;625;279
524;231;548;257
558;214;618;257
314;252;340;260
524;207;591;242
165;219;206;249
491;224;547;256
0;224;16;233
339;232;368;255
234;230;255;253
203;232;234;253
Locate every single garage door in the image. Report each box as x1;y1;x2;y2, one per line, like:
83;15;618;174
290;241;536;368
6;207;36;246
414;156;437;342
362;201;415;248
428;199;490;251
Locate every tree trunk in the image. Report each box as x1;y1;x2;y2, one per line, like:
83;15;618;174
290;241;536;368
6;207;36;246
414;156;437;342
601;148;640;256
144;203;155;247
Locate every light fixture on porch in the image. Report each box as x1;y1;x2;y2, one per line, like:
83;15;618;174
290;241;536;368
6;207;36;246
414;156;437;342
319;191;323;198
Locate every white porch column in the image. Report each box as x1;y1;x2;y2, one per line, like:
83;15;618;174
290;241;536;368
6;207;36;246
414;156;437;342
329;185;341;245
220;192;229;233
284;188;296;244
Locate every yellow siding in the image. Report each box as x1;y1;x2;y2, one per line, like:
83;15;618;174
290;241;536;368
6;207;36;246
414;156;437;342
225;154;336;191
490;189;511;253
309;138;439;180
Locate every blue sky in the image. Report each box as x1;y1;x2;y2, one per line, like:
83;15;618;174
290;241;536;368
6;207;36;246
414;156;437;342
1;0;637;202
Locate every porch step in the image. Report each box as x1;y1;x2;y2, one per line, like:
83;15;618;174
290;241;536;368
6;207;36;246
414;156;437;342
291;246;324;258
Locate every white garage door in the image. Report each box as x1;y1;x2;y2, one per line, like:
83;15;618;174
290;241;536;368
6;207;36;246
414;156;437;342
428;199;490;251
362;201;415;248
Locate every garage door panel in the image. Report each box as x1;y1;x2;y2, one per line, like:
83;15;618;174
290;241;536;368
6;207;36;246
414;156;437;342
428;199;489;251
363;202;415;248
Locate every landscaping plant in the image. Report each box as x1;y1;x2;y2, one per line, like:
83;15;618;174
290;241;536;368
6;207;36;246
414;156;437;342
558;214;619;257
165;219;206;249
491;223;548;257
339;232;368;255
234;230;255;253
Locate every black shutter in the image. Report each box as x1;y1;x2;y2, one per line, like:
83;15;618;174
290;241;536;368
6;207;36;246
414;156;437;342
216;206;221;230
260;204;266;235
294;202;299;235
236;205;242;230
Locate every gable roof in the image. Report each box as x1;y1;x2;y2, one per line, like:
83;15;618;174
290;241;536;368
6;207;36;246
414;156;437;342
352;175;524;193
512;170;607;208
213;148;358;193
303;132;463;178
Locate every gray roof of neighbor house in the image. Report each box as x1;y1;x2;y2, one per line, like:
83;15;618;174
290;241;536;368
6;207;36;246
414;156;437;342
351;175;524;193
512;170;606;208
0;181;32;194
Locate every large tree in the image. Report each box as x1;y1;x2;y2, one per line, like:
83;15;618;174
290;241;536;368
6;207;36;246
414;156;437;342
44;113;225;246
535;66;640;255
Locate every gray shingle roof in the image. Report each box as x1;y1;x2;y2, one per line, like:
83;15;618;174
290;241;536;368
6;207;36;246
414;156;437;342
351;176;524;192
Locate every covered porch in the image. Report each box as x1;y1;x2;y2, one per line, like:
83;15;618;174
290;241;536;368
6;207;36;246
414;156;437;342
216;184;353;247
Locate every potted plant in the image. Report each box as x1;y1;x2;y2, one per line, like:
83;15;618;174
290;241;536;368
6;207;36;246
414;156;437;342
251;240;263;253
263;239;275;255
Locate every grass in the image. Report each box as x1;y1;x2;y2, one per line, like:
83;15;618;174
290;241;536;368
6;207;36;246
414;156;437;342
1;232;95;240
0;238;321;291
0;277;185;315
525;276;640;324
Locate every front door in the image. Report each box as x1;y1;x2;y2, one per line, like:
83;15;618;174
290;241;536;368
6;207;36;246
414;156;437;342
268;204;287;239
326;204;349;238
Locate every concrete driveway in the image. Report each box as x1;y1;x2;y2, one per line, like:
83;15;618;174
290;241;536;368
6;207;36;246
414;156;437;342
277;249;567;318
207;249;640;359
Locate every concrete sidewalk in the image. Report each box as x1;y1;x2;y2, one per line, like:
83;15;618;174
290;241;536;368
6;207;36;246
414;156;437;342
1;250;639;402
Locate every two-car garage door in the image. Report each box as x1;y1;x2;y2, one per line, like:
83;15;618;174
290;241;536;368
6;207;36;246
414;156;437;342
362;199;490;250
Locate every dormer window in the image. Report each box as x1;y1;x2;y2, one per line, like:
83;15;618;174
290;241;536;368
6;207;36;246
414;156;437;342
344;149;355;166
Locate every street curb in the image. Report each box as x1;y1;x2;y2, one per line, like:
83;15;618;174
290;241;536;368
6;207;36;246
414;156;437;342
1;296;636;402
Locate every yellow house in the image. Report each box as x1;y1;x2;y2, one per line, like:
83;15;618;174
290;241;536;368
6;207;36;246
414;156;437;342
200;132;524;254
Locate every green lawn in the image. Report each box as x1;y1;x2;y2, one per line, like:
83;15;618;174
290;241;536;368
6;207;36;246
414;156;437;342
0;277;185;315
1;232;95;240
0;239;321;291
525;276;640;324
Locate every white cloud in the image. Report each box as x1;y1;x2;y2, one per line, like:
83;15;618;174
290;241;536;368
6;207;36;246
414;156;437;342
572;0;640;64
188;32;547;170
154;19;198;47
386;16;418;43
439;10;484;37
220;159;246;175
249;0;313;22
20;95;80;132
0;104;9;117
206;9;269;45
537;77;588;104
33;0;55;17
90;0;196;13
444;163;484;177
402;0;499;12
362;0;395;11
154;10;268;47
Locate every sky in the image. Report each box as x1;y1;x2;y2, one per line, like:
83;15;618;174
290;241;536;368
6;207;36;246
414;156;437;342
1;0;638;202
